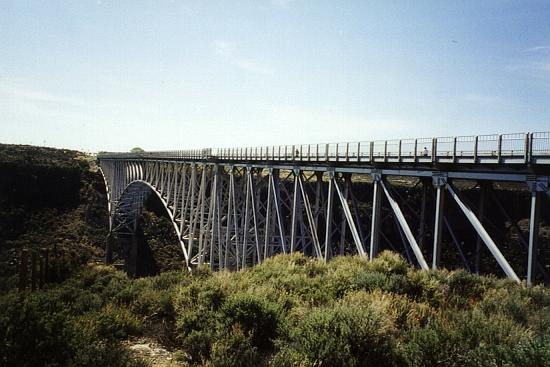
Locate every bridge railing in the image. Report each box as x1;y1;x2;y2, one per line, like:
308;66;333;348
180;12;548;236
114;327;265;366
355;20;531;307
532;131;550;156
97;131;550;164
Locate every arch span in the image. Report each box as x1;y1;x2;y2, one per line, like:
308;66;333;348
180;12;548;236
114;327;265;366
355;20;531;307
108;179;190;269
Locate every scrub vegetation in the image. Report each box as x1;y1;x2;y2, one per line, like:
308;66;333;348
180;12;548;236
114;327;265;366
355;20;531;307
2;252;549;367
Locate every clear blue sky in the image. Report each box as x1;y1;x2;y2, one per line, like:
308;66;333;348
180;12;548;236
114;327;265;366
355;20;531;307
1;1;549;152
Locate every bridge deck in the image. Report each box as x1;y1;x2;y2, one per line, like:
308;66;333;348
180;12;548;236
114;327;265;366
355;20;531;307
99;131;550;166
98;131;550;183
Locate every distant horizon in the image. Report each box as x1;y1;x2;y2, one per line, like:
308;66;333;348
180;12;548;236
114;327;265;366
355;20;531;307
2;1;550;152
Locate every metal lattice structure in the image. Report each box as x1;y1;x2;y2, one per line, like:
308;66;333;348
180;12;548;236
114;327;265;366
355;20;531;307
98;131;550;285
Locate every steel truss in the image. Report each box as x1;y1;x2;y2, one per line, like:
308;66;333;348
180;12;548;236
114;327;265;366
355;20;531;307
99;159;549;285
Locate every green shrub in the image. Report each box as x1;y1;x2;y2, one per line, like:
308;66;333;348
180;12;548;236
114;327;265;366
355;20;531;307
0;291;70;366
402;309;535;366
506;334;550;367
401;319;453;366
74;304;142;340
248;253;326;285
325;253;434;299
175;277;226;312
132;287;174;318
174;277;227;364
66;325;146;367
210;325;260;367
442;269;493;307
366;250;409;275
181;329;215;365
402;269;443;305
244;254;330;306
291;303;401;367
220;293;280;350
0;289;144;367
268;344;303;367
342;290;435;331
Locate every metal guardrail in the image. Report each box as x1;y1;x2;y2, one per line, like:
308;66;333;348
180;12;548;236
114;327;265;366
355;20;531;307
98;131;550;164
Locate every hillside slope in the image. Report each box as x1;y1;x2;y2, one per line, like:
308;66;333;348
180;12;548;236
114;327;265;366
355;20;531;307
0;144;109;289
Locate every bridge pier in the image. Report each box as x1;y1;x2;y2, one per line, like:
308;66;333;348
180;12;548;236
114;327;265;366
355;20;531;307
432;175;447;269
527;178;547;286
324;171;335;261
369;173;382;260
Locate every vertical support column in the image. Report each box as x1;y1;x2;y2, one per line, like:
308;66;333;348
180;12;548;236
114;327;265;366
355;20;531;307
197;165;207;266
172;163;181;209
290;168;300;253
241;167;252;268
227;168;239;269
248;168;262;264
314;172;323;231
527;190;541;286
432;175;447;269
208;166;219;269
159;162;166;195
325;171;335;261
339;174;350;255
144;161;150;182
370;173;382;260
128;162;133;182
271;170;287;254
166;164;174;204
216;168;224;269
264;168;273;261
178;164;188;233
114;162;120;200
527;178;546;285
223;168;233;268
186;163;197;265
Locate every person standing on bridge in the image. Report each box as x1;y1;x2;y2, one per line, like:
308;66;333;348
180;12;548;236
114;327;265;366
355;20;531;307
423;147;429;157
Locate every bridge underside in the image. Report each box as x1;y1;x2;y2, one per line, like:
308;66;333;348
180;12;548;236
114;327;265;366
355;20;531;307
100;158;549;285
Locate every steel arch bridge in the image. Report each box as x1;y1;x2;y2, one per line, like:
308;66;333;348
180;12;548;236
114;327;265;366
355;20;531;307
98;131;550;285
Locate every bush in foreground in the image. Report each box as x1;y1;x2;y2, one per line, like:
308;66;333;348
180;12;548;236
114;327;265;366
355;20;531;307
1;251;549;367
